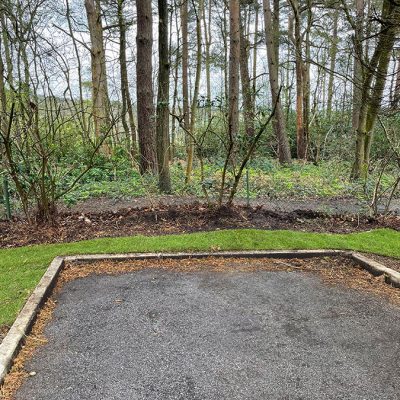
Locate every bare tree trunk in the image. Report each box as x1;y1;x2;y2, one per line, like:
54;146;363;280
169;4;178;159
252;3;259;104
136;0;157;174
0;39;7;137
272;0;279;62
239;16;255;138
219;0;240;206
351;0;364;134
288;0;307;159
302;1;312;157
228;0;240;140
180;0;191;180
203;0;212;120
118;0;129;139
156;0;172;193
263;0;292;163
363;14;399;167
327;8;339;120
185;0;203;184
66;0;87;135
171;56;179;159
392;50;400;109
0;13;13;87
126;84;137;159
117;0;136;158
84;0;111;139
222;4;229;99
284;42;292;123
352;0;400;179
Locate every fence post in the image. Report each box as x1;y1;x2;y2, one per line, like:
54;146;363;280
3;176;11;219
246;168;250;207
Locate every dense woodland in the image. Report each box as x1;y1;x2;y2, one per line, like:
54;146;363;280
0;0;399;223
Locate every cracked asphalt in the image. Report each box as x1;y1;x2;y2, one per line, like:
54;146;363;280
15;269;400;399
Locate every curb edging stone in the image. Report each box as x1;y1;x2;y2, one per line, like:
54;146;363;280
0;257;64;384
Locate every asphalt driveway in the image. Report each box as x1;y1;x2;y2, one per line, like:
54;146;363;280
16;268;400;399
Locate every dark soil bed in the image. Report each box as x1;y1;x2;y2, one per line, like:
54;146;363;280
1;202;399;249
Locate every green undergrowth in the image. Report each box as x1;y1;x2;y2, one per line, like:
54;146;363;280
2;159;398;217
0;228;399;327
59;159;398;206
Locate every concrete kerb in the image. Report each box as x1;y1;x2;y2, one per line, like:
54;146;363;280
63;249;346;263
0;249;399;386
0;256;65;385
351;253;400;288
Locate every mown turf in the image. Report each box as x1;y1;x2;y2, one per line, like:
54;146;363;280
0;228;399;327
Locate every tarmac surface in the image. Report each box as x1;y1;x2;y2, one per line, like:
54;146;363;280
16;268;400;400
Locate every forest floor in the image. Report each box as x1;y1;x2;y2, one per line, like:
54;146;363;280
60;195;400;215
1;196;400;249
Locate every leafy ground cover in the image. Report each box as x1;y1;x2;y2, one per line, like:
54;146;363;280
1;228;399;328
3;159;396;217
60;159;398;205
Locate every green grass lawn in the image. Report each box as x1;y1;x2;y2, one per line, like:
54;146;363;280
1;228;399;328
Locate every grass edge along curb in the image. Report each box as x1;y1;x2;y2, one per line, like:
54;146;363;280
1;229;400;328
1;248;400;386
